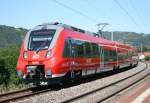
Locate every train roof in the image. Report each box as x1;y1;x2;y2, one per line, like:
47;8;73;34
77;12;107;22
36;22;96;36
34;22;135;50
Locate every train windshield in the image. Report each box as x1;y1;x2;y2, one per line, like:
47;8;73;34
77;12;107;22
28;29;56;51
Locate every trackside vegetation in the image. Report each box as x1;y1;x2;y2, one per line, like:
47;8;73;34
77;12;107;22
0;45;27;93
0;25;27;93
144;56;150;61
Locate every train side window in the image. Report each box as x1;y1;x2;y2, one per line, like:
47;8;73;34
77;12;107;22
64;39;85;58
104;49;109;61
103;49;116;61
76;40;85;57
118;51;126;60
92;43;100;58
70;39;78;57
84;42;92;58
112;50;117;61
63;39;71;57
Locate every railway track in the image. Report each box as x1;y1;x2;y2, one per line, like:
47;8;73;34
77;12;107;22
0;88;33;102
0;62;149;103
62;62;150;103
0;86;55;103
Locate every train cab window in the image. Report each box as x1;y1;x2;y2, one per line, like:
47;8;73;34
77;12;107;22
28;29;56;51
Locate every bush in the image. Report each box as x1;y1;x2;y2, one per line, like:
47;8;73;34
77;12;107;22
0;45;24;90
144;56;150;61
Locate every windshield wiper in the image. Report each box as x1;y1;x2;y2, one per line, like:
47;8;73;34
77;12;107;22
36;39;49;53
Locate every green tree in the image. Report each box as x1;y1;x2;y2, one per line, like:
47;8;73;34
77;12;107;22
0;45;23;90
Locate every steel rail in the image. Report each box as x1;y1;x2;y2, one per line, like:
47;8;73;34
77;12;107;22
99;62;149;103
0;86;54;103
62;62;149;103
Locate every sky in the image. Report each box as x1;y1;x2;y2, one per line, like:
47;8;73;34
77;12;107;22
0;0;150;34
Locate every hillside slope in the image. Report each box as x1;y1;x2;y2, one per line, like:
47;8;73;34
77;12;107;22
0;25;27;47
103;31;150;50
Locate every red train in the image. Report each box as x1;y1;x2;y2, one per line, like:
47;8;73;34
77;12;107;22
16;22;138;85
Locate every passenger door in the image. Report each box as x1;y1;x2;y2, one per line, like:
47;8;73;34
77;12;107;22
100;46;105;69
67;38;76;75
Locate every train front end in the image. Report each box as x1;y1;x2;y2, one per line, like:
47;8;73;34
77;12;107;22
16;24;63;85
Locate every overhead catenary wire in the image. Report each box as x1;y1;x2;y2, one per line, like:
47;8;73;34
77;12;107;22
129;0;145;31
51;0;98;23
82;0;111;21
52;0;144;33
130;0;143;19
113;0;141;30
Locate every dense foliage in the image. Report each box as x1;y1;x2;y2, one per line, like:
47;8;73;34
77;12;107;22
144;56;150;61
0;25;27;48
0;25;27;90
0;46;24;90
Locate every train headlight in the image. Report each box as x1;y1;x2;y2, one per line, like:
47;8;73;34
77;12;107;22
46;50;51;58
23;51;27;59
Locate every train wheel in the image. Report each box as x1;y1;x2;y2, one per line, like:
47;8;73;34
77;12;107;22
74;70;82;82
130;63;133;68
113;65;120;72
135;61;138;66
113;66;117;72
61;71;81;86
61;72;72;86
